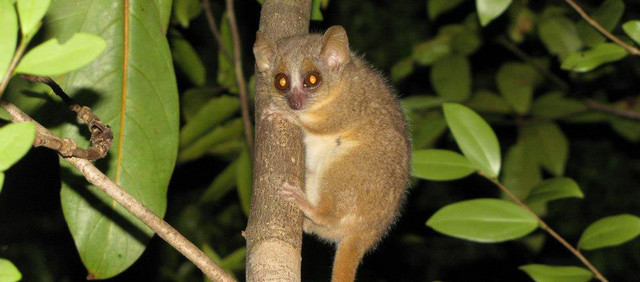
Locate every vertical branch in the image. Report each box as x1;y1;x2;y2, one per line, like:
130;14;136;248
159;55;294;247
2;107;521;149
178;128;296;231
225;0;254;155
245;0;311;281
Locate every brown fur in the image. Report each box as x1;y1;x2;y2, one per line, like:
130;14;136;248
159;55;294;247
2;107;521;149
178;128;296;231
254;26;410;282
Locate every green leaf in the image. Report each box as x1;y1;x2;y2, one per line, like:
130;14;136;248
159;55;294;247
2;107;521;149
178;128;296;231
155;0;173;33
451;28;482;56
179;96;240;149
428;0;467;20
412;37;452;66
538;16;582;57
180;88;215;122
178;118;243;164
42;0;180;278
443;103;501;178
466;90;512;114
476;0;512;26
0;258;22;282
578;214;640;250
220;247;247;273
172;0;201;28
200;160;238;204
411;149;476;181
501;142;541;200
496;62;538;114
622;20;640;45
531;92;587;119
391;57;414;82
0;172;4;192
218;12;237;92
171;36;205;86
411;115;447;149
561;43;627;73
427;198;538;242
16;0;50;36
236;147;252;216
520;122;568;176
0;1;18;80
610;117;640;142
401;95;443;112
15;33;107;76
576;0;624;47
431;55;471;102
525;177;583;205
0;122;36;171
519;264;592;282
311;0;324;21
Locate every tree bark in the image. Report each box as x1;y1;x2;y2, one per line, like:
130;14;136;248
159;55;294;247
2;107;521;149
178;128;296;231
245;0;311;281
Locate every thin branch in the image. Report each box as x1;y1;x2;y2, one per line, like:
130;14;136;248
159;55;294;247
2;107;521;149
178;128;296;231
224;0;254;156
478;172;609;282
497;37;569;91
0;101;236;282
584;99;640;120
202;0;234;63
564;0;640;55
20;75;113;160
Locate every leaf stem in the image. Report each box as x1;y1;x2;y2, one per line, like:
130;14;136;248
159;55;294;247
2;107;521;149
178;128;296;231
477;171;609;282
564;0;640;55
0;35;31;99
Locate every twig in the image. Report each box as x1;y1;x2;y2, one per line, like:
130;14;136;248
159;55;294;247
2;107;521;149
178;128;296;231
20;75;113;160
564;0;640;55
497;37;569;90
224;0;254;156
478;172;609;282
0;101;236;282
0;36;31;99
202;0;234;63
584;99;640;120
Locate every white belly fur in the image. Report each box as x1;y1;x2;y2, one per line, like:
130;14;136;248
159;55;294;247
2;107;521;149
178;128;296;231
303;133;355;205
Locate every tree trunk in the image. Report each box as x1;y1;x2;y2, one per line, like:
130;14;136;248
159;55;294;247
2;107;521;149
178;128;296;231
245;0;311;281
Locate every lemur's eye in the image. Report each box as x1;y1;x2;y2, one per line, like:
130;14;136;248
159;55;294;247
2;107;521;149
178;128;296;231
274;73;289;91
304;71;321;89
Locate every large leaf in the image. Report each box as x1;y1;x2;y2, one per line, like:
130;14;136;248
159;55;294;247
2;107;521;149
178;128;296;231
538;15;582;57
476;0;512;26
519;264;592;282
0;122;36;171
41;0;179;278
16;0;51;36
431;55;471;102
561;43;627;73
411;149;475;181
15;33;107;76
525;177;583;205
443;103;501;178
427;198;538;242
496;62;538;114
0;258;22;282
520;122;568;176
576;0;624;47
0;1;18;80
578;214;640;250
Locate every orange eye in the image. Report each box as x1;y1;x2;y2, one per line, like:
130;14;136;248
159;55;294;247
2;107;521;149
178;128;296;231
274;73;289;91
304;71;321;89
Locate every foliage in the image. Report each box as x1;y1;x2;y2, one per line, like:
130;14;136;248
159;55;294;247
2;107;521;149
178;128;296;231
0;0;639;281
